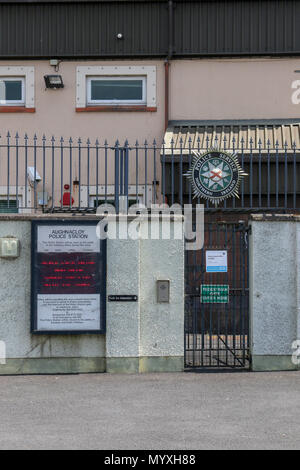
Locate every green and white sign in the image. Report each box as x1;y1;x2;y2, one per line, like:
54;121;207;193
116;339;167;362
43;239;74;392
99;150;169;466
185;149;247;205
201;284;229;303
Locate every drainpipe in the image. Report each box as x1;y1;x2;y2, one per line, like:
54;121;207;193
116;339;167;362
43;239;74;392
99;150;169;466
164;0;174;131
164;60;169;131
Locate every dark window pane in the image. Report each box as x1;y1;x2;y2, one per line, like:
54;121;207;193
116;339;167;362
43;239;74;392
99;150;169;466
94;199;138;208
91;80;143;101
5;81;22;101
0;200;18;213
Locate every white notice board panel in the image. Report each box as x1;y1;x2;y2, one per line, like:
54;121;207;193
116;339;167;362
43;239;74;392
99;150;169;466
206;250;228;273
37;225;100;253
32;221;106;334
37;294;101;331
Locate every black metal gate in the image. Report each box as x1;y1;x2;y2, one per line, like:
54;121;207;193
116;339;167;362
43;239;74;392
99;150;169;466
185;222;250;369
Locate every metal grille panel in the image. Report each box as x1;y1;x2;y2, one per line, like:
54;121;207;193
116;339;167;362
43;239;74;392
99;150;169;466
185;222;250;369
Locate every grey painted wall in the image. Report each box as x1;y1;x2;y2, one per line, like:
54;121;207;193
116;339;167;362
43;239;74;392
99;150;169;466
106;217;184;373
250;216;300;371
0;220;106;374
139;227;184;359
1;214;300;374
0;215;184;374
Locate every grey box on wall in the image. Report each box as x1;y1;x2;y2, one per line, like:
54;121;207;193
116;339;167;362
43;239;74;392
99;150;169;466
157;280;170;303
0;237;20;259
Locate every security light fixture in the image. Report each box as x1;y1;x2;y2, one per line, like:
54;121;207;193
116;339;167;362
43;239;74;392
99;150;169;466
50;59;59;67
44;75;64;89
27;167;41;184
117;33;123;39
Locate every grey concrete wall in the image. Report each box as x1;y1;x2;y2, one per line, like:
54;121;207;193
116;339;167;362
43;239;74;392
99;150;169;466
0;219;106;374
297;226;300;341
106;217;185;373
139;225;184;363
250;215;300;371
106;223;141;372
0;215;184;374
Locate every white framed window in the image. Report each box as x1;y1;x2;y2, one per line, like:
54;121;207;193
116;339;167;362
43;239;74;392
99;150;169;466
0;77;25;106
76;66;156;109
0;67;35;108
0;186;33;214
87;76;146;105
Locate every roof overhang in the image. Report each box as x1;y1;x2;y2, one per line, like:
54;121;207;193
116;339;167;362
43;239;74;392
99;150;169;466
162;119;300;155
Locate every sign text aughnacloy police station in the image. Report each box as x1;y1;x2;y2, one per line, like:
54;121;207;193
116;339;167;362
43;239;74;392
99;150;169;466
31;221;106;334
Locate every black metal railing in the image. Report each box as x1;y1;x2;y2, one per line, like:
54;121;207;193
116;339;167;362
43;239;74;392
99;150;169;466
185;222;250;368
0;132;299;214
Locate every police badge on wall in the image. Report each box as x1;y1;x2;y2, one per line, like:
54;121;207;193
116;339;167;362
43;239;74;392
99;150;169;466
185;149;247;205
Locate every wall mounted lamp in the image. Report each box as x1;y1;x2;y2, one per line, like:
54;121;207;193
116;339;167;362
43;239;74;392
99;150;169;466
44;75;64;89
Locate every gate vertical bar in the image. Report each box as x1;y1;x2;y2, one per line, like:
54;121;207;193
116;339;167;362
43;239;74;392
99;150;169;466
232;224;236;367
114;141;120;214
15;133;19;210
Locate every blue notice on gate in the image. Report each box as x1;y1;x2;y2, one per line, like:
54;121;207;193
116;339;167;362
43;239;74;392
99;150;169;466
206;250;228;273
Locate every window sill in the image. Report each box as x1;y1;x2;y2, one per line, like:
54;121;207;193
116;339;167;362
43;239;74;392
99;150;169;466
76;106;157;113
0;106;35;113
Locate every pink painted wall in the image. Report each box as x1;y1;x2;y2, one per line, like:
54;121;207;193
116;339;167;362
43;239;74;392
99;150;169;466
0;60;165;146
0;57;299;145
170;58;300;121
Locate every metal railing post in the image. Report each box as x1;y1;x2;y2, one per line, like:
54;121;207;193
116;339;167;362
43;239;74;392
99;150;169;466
114;141;120;214
124;140;129;212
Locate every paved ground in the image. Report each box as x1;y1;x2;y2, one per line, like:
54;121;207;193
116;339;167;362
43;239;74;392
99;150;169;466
0;371;300;450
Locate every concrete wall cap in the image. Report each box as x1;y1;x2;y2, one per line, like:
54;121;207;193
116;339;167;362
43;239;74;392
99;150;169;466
250;213;300;222
0;213;184;222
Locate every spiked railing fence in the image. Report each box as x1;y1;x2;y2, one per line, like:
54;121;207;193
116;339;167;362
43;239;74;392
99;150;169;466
0;132;299;214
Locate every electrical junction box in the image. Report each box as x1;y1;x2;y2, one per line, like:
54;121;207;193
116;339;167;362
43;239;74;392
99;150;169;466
0;237;20;259
157;280;170;303
38;191;49;206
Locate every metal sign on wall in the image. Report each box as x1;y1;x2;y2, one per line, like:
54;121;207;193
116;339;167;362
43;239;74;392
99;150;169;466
31;220;106;334
201;285;229;304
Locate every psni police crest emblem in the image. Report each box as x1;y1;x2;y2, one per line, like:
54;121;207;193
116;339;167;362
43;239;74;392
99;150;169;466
185;149;247;205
